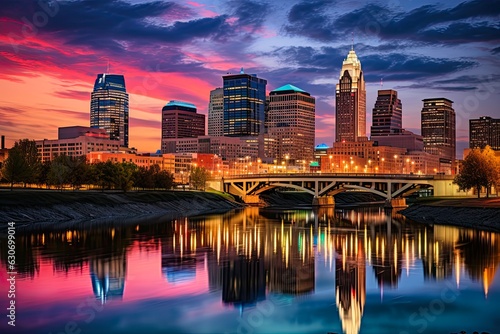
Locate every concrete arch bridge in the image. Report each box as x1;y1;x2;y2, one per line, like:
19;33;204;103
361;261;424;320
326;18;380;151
207;173;465;207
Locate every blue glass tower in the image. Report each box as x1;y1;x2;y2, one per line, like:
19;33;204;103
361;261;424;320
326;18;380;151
223;70;267;137
90;74;129;147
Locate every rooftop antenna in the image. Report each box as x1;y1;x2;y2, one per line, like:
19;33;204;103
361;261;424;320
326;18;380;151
380;78;383;87
351;32;354;51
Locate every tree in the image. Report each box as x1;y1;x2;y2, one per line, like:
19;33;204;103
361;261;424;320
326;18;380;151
115;162;137;192
454;147;499;198
15;139;41;186
482;146;500;197
1;147;29;190
92;161;118;191
155;169;174;190
190;166;209;190
47;155;70;191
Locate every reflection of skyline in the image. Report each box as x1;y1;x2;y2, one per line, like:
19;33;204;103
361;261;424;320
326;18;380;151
1;207;499;329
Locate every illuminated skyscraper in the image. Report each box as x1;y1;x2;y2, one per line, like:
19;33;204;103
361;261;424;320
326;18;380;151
161;101;205;139
370;89;402;136
469;116;500;150
90;74;129;147
421;98;456;165
335;49;366;142
223;70;267;137
267;84;316;164
208;87;224;137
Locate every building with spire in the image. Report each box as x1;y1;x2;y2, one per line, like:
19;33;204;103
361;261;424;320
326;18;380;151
266;84;316;165
335;49;366;142
90;74;129;147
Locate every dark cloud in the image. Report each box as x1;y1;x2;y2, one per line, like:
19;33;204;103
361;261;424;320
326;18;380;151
283;0;500;45
226;0;270;33
283;0;338;42
492;46;500;54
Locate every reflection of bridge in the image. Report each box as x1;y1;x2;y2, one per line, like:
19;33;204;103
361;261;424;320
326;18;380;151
208;173;466;206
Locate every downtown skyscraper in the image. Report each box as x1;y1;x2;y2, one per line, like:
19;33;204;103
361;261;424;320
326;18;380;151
370;89;402;136
208;87;224;137
90;74;129;147
335;49;366;142
223;69;267;137
421;98;456;165
267;84;315;164
469;116;500;150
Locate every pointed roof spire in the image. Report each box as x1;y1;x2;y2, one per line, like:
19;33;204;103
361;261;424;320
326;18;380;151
240;67;244;74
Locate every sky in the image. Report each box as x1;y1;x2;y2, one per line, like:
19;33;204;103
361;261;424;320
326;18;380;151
1;0;499;158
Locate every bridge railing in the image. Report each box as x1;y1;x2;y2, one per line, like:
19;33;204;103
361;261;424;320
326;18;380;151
213;172;449;180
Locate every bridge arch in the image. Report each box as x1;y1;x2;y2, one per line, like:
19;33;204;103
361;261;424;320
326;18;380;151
254;182;315;196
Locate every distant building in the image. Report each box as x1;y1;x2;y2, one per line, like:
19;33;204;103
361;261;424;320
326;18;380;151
223;70;267;137
421;98;456;172
161;100;205;139
90;74;129;147
266;84;315;165
208;87;224;137
36;126;122;162
87;151;175;173
370;89;402;136
371;130;424;151
469;116;500;150
335;49;366;142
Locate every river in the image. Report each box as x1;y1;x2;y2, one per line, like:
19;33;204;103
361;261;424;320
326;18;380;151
0;206;499;334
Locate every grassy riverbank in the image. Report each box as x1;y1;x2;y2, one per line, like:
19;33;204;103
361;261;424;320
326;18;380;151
401;197;500;232
0;189;244;231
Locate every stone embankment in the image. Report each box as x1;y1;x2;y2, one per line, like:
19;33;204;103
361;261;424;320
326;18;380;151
0;190;243;232
400;198;500;232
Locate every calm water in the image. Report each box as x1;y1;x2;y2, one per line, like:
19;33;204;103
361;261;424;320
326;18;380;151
1;207;500;334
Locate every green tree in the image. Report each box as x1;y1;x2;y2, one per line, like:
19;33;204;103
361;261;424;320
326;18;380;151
1;147;29;190
15;139;41;186
92;161;118;191
115;162;137;192
155;169;174;190
47;155;70;191
190;166;209;190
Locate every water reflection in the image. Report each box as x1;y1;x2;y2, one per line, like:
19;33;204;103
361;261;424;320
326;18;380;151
0;207;499;334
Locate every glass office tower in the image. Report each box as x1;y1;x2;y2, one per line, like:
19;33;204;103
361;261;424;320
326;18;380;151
90;74;129;147
223;70;267;137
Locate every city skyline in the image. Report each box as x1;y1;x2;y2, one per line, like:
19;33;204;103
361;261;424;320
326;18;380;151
1;0;499;158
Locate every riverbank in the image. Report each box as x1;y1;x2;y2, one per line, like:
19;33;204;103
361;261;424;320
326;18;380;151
0;190;244;232
400;197;500;232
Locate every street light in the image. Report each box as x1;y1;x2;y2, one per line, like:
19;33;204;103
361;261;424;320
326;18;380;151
329;155;333;173
394;155;398;174
285;154;289;172
381;157;385;173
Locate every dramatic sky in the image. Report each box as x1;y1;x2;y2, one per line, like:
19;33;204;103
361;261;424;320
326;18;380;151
1;0;499;157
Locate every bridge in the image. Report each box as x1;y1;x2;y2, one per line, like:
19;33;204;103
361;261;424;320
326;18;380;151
207;173;468;207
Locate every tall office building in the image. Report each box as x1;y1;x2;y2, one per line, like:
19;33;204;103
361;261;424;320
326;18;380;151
421;98;456;164
470;116;500;150
161;101;205;139
267;84;315;164
370;89;402;136
223;69;267;137
208;87;224;137
335;49;366;142
90;74;129;147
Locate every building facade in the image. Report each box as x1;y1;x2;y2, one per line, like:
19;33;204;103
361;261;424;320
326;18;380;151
161;101;206;139
266;84;315;164
208;87;224;137
36;126;121;162
90;74;129;147
370;89;402;136
335;49;366;142
469;116;500;150
421;98;456;168
223;70;267;137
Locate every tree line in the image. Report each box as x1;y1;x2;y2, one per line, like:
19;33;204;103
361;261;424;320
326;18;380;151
454;145;500;198
0;139;194;192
